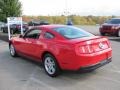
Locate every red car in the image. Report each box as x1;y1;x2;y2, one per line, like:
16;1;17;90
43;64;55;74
99;18;120;37
9;25;112;77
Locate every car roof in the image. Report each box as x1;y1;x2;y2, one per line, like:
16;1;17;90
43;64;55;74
35;24;67;29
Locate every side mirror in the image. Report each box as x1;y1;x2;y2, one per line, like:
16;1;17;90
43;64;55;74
19;34;23;38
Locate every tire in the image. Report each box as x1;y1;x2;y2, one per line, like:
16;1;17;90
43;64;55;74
116;30;120;37
43;54;61;77
9;44;17;57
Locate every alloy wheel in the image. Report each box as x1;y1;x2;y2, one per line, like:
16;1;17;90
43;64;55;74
44;57;56;75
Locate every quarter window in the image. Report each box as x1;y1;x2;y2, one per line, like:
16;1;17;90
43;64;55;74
44;32;54;39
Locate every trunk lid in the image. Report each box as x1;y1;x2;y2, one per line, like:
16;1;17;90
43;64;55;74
70;36;110;54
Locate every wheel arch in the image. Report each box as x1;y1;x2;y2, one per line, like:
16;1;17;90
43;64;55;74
41;51;56;62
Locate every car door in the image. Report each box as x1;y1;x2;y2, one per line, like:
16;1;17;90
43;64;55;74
20;29;43;60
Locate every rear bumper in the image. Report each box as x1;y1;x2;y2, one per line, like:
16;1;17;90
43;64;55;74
60;48;112;71
79;57;112;71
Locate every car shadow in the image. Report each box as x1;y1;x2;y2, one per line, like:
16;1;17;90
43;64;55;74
8;50;97;76
20;55;99;80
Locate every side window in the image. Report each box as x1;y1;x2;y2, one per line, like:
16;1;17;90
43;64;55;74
44;32;54;39
24;29;41;39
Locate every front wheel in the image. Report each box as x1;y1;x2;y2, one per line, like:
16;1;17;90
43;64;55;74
43;54;61;77
9;44;17;57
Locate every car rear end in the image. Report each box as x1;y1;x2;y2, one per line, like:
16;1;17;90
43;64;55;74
74;36;112;71
52;25;112;71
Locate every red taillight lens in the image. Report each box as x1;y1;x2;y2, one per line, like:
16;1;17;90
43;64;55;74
79;45;94;54
76;38;110;54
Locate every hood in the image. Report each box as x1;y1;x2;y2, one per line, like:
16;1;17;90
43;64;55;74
102;23;120;26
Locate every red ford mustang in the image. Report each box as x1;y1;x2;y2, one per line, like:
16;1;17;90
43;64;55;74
9;25;112;77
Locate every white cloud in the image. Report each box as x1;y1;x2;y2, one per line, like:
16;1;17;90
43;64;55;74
20;0;120;16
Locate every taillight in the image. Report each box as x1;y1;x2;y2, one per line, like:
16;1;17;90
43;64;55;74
92;41;109;52
106;40;111;48
76;38;110;54
79;45;94;54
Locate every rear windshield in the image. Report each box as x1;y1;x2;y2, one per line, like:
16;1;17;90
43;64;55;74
53;26;94;39
106;19;120;24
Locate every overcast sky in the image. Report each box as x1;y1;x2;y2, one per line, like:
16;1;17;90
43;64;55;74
20;0;120;16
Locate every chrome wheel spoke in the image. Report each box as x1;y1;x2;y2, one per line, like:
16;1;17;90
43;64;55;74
50;65;55;73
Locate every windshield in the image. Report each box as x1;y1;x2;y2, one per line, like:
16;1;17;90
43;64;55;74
106;19;120;24
53;26;94;39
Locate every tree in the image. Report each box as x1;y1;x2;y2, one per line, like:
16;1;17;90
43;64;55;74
0;0;22;22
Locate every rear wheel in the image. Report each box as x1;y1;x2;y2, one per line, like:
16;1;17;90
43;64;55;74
43;54;61;77
9;44;17;57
